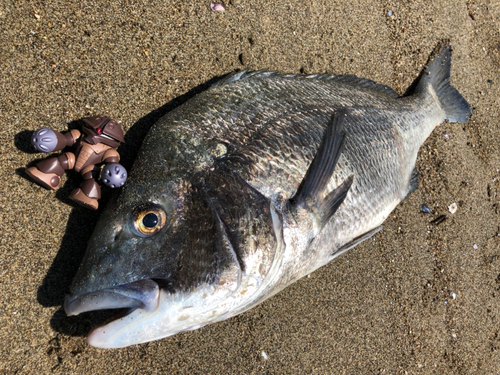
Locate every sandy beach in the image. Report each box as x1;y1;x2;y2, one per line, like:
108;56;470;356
1;0;500;373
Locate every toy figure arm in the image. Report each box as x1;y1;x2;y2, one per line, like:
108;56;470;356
32;128;81;153
101;163;127;188
101;149;127;188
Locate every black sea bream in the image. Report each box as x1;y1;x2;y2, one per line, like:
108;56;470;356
64;44;471;348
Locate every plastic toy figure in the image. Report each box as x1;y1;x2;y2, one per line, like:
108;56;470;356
26;115;128;210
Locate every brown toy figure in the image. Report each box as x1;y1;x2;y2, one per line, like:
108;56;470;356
26;115;127;210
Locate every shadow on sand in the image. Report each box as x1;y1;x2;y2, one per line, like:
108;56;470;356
15;76;222;336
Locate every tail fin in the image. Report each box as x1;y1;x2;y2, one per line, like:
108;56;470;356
416;44;471;123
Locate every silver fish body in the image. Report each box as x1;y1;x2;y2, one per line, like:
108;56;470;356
64;44;470;348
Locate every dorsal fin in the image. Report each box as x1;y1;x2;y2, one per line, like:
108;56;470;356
320;74;399;98
211;69;278;88
211;69;399;98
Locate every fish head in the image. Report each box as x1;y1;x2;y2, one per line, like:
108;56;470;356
65;157;279;348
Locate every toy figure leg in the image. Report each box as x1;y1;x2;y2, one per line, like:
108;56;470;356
69;165;101;210
25;152;76;190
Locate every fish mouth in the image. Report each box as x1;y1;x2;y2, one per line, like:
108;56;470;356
64;277;240;349
64;279;160;317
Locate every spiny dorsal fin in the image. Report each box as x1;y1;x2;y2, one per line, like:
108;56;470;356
211;69;398;98
211;69;277;88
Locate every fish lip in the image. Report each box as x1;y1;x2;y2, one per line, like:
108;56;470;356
64;279;160;317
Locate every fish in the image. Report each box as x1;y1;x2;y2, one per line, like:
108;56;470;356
64;43;471;348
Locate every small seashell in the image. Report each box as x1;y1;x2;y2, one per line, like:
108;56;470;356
420;204;432;214
210;2;225;12
442;131;450;140
448;202;457;214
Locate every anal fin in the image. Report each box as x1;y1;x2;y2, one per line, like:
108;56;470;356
330;226;383;258
406;167;419;197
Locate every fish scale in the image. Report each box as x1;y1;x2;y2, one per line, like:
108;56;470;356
64;44;471;348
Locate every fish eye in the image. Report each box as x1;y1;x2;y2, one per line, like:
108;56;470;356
131;204;167;237
143;213;158;228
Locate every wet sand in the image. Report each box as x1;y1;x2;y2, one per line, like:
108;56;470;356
1;0;500;373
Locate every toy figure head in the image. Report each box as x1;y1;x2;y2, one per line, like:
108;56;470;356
82;116;125;148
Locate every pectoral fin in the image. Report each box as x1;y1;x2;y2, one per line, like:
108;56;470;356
320;175;353;227
289;108;353;228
